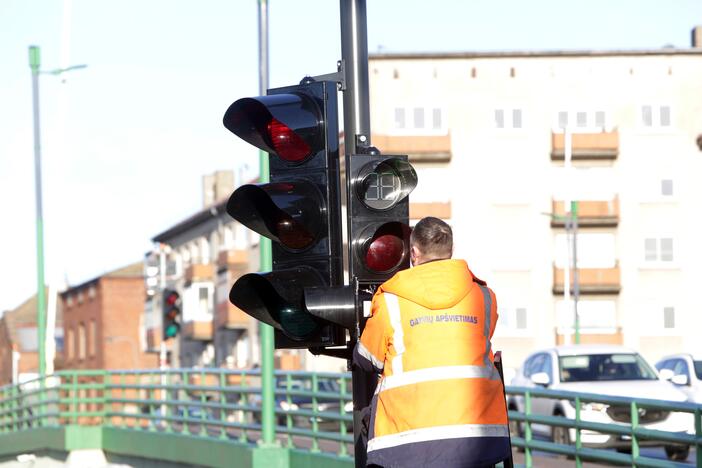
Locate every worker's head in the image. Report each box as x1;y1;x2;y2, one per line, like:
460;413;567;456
409;217;453;266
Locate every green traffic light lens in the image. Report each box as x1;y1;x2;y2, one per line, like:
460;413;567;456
165;324;180;338
278;305;318;340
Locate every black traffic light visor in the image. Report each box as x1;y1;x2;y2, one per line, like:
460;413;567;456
226;182;324;251
355;158;418;211
223;93;323;163
229;267;326;341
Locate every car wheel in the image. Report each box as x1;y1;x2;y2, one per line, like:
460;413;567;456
551;416;573;460
665;445;690;461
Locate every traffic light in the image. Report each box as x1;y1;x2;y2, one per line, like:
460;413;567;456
223;78;347;349
347;155;417;285
162;288;181;340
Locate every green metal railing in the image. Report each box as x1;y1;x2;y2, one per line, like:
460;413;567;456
0;369;353;467
1;370;701;467
506;385;701;467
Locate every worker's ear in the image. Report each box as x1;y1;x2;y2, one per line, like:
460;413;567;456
410;245;421;266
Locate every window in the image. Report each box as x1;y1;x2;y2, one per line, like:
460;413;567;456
78;324;86;360
432;108;442;130
643;237;674;262
67;329;74;360
394;108;405;129
556;110;608;131
494;108;523;129
498;306;528;332
89;320;97;357
641;105;672;128
525;354;547;377
413;108;424;128
663;306;675;329
199;286;209;316
639;302;681;334
661;179;673;196
392;106;446;133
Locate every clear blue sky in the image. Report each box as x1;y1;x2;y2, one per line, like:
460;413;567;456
1;0;700;313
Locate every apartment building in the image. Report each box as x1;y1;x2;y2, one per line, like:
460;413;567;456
60;262;157;370
367;28;702;371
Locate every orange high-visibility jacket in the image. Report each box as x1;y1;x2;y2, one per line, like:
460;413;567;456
354;259;510;468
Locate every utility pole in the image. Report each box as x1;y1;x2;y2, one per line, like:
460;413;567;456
256;0;276;448
28;45;86;379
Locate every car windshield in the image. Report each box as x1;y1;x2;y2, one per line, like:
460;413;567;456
559;353;658;382
694;361;702;380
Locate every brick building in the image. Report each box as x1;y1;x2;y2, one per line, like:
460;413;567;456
60;262;157;370
0;289;63;385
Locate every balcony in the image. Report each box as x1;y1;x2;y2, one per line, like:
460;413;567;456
409;201;452;220
553;263;621;295
555;328;623;345
551;131;618;161
185;263;215;284
551;197;619;227
371;133;451;163
215;301;252;330
182;320;213;341
217;249;248;269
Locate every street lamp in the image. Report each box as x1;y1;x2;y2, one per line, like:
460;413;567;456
28;45;87;378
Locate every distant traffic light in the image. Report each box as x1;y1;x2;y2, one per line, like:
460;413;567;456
347;155;417;284
223;79;347;349
162;288;181;340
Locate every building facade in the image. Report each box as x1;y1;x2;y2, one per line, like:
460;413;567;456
0;290;62;385
60;263;157;370
367;32;702;372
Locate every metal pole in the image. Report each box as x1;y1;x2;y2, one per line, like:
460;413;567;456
29;45;47;378
257;0;276;447
562;127;572;346
572;202;580;344
340;0;371;155
340;2;374;466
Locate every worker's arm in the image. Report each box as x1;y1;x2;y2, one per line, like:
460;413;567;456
353;292;390;374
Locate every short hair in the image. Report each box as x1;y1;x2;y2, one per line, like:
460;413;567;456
410;217;453;259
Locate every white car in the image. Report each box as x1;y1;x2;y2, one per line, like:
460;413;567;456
655;353;702;404
508;345;692;461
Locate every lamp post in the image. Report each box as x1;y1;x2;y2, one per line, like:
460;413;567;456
29;45;86;378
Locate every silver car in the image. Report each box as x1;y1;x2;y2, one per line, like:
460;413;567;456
655;353;702;404
508;345;692;461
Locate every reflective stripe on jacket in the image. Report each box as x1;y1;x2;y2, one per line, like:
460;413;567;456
355;259;510;468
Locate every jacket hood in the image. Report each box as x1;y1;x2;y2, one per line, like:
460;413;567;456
380;259;476;310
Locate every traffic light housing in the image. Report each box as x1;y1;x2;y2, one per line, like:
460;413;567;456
347;154;417;285
162;289;181;340
223;79;347;349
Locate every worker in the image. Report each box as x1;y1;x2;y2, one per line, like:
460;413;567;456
353;216;510;468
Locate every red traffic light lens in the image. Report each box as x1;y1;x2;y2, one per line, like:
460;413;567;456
366;233;405;273
268;118;311;162
165;292;179;306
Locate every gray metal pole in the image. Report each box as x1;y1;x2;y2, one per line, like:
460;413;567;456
29;45;47;379
340;0;371;155
340;3;374;467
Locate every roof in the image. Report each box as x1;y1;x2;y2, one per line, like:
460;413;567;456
61;261;144;296
151;175;258;243
1;288;63;347
369;48;702;61
152;198;228;243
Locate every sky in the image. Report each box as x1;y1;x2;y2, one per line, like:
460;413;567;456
1;0;701;313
